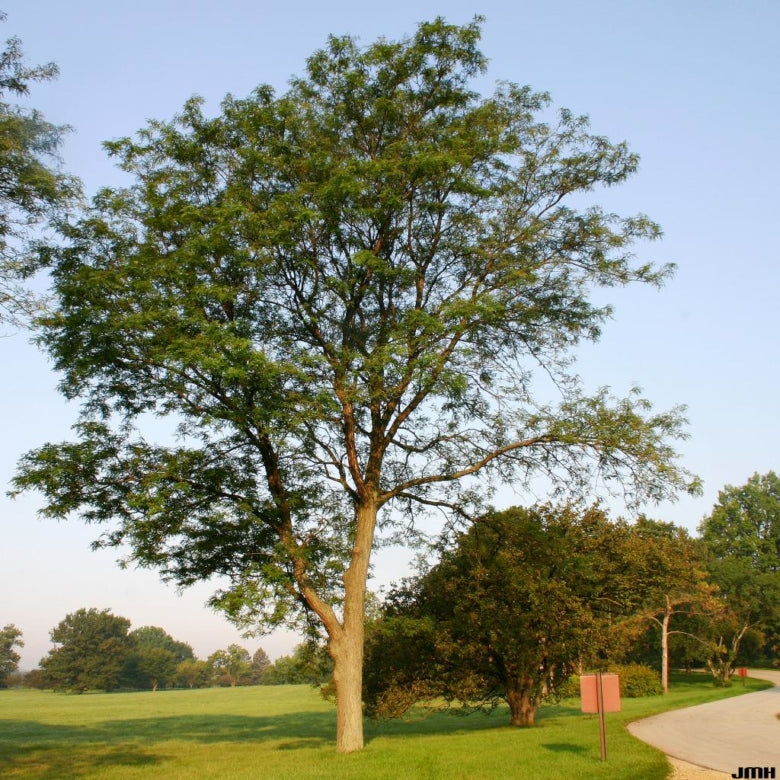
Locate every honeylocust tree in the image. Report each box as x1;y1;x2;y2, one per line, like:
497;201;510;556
0;13;79;327
13;18;696;750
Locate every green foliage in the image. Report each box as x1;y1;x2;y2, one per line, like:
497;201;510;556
556;674;580;699
129;626;194;662
39;608;132;693
0;624;23;686
362;614;442;717
608;664;663;697
0;12;79;327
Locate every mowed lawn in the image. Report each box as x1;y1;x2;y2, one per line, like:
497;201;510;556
0;674;770;779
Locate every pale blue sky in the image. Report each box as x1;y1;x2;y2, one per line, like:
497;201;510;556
2;0;778;669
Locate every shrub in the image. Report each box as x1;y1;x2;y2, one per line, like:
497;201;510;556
555;674;580;699
609;663;663;697
557;664;662;701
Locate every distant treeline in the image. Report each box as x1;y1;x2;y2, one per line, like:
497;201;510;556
0;612;331;692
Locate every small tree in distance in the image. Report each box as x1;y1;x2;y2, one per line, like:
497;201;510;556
250;647;271;683
613;518;714;694
0;624;23;686
174;658;210;689
13;18;698;750
208;644;252;687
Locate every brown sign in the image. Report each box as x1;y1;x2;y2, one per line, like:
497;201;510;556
580;672;622;762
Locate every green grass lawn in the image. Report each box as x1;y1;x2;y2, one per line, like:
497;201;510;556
0;673;771;779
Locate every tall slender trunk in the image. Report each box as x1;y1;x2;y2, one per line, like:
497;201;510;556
330;625;366;752
661;597;671;694
328;499;377;753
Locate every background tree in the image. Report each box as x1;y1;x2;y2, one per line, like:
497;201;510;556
0;623;23;686
261;641;333;685
699;558;777;685
613;518;713;693
13;18;697;751
40;608;131;692
699;473;780;678
125;626;194;690
0;12;79;327
250;646;271;684
208;644;252;687
174;658;210;689
365;505;629;726
700;472;780;573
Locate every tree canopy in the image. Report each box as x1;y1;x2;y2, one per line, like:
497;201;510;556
13;17;697;750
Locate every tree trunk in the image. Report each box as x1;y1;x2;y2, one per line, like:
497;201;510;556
506;683;538;726
326;498;377;753
661;600;671;694
330;630;365;753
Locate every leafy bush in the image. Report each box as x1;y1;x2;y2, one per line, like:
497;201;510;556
556;664;662;700
609;664;663;697
555;674;580;699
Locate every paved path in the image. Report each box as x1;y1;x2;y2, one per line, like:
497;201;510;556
628;669;780;776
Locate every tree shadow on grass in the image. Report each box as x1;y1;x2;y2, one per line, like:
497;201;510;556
540;742;589;754
1;710;336;778
2;701;595;776
1;742;160;780
363;700;586;743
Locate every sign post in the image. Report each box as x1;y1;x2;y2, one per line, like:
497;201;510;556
580;673;621;761
737;667;748;686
